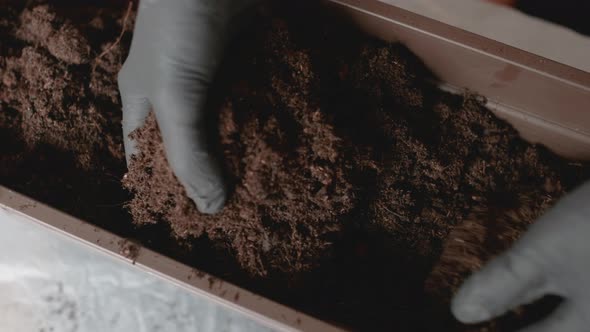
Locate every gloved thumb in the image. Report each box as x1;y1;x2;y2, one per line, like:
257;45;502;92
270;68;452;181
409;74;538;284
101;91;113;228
451;249;549;324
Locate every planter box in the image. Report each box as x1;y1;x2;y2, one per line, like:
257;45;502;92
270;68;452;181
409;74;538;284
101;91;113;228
1;1;588;331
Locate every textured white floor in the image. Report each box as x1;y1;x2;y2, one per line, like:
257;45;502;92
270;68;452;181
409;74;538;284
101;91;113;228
1;2;589;332
0;207;275;332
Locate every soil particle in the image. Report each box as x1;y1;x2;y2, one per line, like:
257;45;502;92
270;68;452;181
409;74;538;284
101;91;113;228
194;269;207;279
207;276;216;289
118;239;140;263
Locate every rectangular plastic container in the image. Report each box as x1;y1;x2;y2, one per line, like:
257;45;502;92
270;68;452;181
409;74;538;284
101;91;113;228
1;0;589;330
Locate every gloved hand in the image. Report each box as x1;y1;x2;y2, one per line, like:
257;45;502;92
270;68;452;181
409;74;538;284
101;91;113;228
118;0;255;214
452;181;590;331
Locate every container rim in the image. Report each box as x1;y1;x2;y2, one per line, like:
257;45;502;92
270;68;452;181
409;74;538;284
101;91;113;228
0;186;344;332
329;0;590;89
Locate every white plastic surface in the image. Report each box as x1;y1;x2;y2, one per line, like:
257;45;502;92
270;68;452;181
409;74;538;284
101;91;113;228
379;0;590;73
0;206;275;332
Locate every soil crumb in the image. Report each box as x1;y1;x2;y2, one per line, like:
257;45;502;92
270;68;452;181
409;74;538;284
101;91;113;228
119;239;141;263
1;2;589;331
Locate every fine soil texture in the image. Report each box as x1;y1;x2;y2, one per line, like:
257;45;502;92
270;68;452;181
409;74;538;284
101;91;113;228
1;2;588;331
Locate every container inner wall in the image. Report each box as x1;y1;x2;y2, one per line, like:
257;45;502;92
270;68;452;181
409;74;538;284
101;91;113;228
330;0;590;160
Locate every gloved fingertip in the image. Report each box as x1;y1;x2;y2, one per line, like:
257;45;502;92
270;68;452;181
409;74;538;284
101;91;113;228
187;184;227;215
123;136;138;166
120;95;151;167
451;298;493;324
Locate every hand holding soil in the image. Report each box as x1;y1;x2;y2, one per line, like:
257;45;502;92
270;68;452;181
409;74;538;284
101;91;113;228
117;0;246;214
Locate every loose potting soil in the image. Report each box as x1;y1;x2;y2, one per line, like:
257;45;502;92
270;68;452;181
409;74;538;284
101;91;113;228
1;2;588;331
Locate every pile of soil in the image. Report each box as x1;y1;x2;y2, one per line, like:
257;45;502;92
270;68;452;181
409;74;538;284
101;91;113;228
0;1;133;233
1;1;588;331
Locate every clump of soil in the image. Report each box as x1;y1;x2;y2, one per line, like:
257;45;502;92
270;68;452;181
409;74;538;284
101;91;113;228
119;239;141;264
0;3;127;170
2;2;589;331
125;108;356;276
0;1;135;235
122;13;358;276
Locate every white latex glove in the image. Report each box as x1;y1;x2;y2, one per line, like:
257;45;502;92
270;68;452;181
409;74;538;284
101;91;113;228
118;0;255;214
452;181;590;331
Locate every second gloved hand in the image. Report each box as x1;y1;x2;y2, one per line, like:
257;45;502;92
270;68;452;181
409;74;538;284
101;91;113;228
118;0;255;214
452;181;590;331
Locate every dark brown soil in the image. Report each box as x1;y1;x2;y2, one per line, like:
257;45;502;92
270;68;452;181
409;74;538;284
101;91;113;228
0;1;132;233
1;2;588;331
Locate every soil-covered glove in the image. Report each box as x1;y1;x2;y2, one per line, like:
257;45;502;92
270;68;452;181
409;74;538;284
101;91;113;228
118;0;255;214
452;181;590;331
